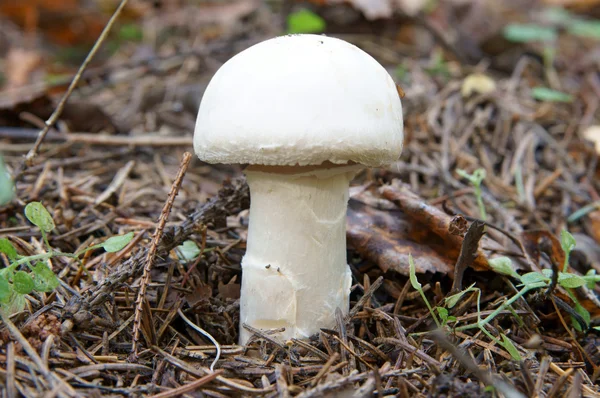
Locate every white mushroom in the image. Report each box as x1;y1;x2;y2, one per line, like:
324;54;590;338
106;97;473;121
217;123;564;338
194;34;404;344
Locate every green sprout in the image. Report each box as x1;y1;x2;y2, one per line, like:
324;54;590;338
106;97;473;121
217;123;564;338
0;202;134;314
456;168;487;220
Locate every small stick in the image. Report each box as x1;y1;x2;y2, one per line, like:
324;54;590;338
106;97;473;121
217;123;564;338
130;152;192;359
452;220;486;292
310;352;339;387
345;276;384;324
148;370;224;398
6;342;16;398
20;0;130;170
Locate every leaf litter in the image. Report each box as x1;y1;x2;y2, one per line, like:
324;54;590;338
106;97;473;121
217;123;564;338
0;0;600;396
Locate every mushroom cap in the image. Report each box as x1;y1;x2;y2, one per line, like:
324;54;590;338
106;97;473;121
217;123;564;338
193;34;404;167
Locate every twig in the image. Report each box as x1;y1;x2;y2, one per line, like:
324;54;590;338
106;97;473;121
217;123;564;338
130;152;192;359
148;370;224;398
19;0;131;172
431;331;525;398
452;220;486;292
310;352;339;387
177;308;221;372
60;177;249;329
345;276;384;324
6;342;16;398
0;128;193;147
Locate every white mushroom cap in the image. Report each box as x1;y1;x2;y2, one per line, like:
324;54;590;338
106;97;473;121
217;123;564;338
194;34;403;167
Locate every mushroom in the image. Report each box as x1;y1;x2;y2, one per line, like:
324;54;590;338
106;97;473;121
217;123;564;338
193;34;403;344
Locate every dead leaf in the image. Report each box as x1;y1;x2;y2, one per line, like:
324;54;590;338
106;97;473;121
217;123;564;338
0;82;118;133
461;73;497;97
542;0;600;11
395;0;429;16
0;0;106;46
350;0;393;20
347;198;454;277
521;230;566;269
585;211;600;247
380;183;493;271
185;284;212;308
583;125;600;155
4;48;43;89
218;279;241;300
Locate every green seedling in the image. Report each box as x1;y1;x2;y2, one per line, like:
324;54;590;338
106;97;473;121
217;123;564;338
410;253;522;359
0;202;134;314
176;240;202;262
408;229;598;360
424;50;451;80
409;254;441;327
286;9;326;35
456;168;487;220
503;7;600;102
483;231;598;332
531;87;573;103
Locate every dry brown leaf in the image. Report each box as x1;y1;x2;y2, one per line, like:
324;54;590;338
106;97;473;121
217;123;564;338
380;183;493;271
347;199;454;276
461;73;497;97
4;48;43;89
0;0;106;46
583;126;600;155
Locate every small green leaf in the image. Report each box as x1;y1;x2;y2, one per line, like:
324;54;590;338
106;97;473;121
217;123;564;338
500;334;522;361
447;316;457;323
560;229;576;255
0;273;10;302
25;202;55;232
456;168;486;186
13;271;34;294
531;87;573;103
520;271;549;286
574;302;591;326
445;290;468;309
436;307;448;323
0;238;18;260
594;326;600;331
0;155;14;206
584;270;598;289
287;9;326;34
567;19;600;40
2;292;26;314
488;257;520;279
100;232;134;253
177;240;201;262
558;272;587;289
445;283;477;309
503;23;557;43
32;262;59;292
408;254;421;291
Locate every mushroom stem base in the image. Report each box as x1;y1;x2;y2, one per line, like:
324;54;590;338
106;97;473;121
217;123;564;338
239;165;359;344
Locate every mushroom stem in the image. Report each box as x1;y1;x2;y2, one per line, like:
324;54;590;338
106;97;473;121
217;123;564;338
239;165;360;344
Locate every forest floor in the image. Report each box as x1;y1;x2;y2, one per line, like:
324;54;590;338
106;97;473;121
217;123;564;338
1;0;600;397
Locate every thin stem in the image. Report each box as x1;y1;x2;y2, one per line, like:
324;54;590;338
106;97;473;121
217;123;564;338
41;230;52;252
474;184;487;220
456;284;543;332
20;0;130;171
419;289;441;328
9;251;76;268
